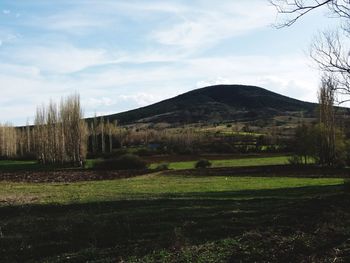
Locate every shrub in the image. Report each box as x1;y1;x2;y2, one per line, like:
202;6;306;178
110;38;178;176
344;179;350;192
288;155;303;166
195;159;212;169
154;163;170;171
94;154;147;170
87;148;128;159
135;148;157;157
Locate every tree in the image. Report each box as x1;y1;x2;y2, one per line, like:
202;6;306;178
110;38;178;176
34;94;88;166
0;123;17;158
270;0;350;99
291;123;315;164
270;1;349;27
289;75;348;167
317;75;337;165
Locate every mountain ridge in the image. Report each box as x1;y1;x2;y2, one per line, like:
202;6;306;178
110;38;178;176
99;84;318;124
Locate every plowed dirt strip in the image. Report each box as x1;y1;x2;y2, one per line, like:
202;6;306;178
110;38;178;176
0;169;150;183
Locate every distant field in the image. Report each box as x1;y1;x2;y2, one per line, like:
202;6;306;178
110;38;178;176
0;155;292;171
0;160;39;170
0;174;342;205
0;173;346;262
150;156;290;170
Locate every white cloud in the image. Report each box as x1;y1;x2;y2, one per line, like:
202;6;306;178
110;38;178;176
196;77;232;88
0;30;21;46
11;45;110;74
3;10;10;15
152;1;275;49
186;55;320;102
42;13;111;33
84;97;115;108
118;92;165;106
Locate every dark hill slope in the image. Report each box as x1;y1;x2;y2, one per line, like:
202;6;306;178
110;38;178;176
102;85;317;124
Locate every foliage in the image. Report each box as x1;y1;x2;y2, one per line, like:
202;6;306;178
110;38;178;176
291;123;348;167
290;124;316;165
288;155;303;166
195;159;212;169
153;163;170;171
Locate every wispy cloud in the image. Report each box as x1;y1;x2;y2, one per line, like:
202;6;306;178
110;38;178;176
7;45;110;74
152;1;274;49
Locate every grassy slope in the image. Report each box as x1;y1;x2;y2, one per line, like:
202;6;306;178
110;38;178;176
0;174;347;262
150;156;290;170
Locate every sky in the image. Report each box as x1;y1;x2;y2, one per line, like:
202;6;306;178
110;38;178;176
0;0;341;125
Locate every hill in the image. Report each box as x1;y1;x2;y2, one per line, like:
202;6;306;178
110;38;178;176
101;85;317;124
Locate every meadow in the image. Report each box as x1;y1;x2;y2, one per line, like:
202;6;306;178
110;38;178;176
0;171;348;262
149;156;290;170
1;155;290;171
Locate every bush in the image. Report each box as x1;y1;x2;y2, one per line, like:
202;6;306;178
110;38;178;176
87;148;128;159
195;159;212;169
288;155;303;166
135;148;157;157
344;179;350;192
94;154;147;170
154;163;169;171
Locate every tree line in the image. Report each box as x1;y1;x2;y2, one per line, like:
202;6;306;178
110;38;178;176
290;75;350;167
0;94;89;166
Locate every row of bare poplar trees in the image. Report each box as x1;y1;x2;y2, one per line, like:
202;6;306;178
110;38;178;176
0;94;88;165
34;94;88;165
0;124;18;157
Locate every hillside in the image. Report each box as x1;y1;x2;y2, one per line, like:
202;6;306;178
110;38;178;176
101;85;317;124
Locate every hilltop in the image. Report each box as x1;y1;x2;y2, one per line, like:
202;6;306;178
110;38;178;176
102;85;317;124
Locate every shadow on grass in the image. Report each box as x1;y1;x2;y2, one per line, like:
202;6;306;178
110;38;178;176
0;184;348;262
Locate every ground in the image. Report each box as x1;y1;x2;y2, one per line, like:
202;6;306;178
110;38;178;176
1;162;350;262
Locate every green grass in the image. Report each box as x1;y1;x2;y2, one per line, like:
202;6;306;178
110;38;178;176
0;174;343;205
0;156;290;171
150;156;290;170
0;174;347;262
0;159;100;170
0;159;40;170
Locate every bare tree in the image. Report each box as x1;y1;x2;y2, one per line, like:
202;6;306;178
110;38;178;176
311;30;350;98
318;74;337;165
270;0;350;27
0;123;17;158
34;94;88;166
99;116;105;154
270;0;350;99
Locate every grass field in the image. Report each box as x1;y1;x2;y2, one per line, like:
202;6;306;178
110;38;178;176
150;156;290;170
0;156;291;171
0;160;39;170
0;174;342;205
0;173;348;262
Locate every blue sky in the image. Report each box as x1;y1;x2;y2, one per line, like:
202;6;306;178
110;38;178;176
0;0;340;124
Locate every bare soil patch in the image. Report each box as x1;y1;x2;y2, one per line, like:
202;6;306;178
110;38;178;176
0;169;150;183
0;194;41;205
